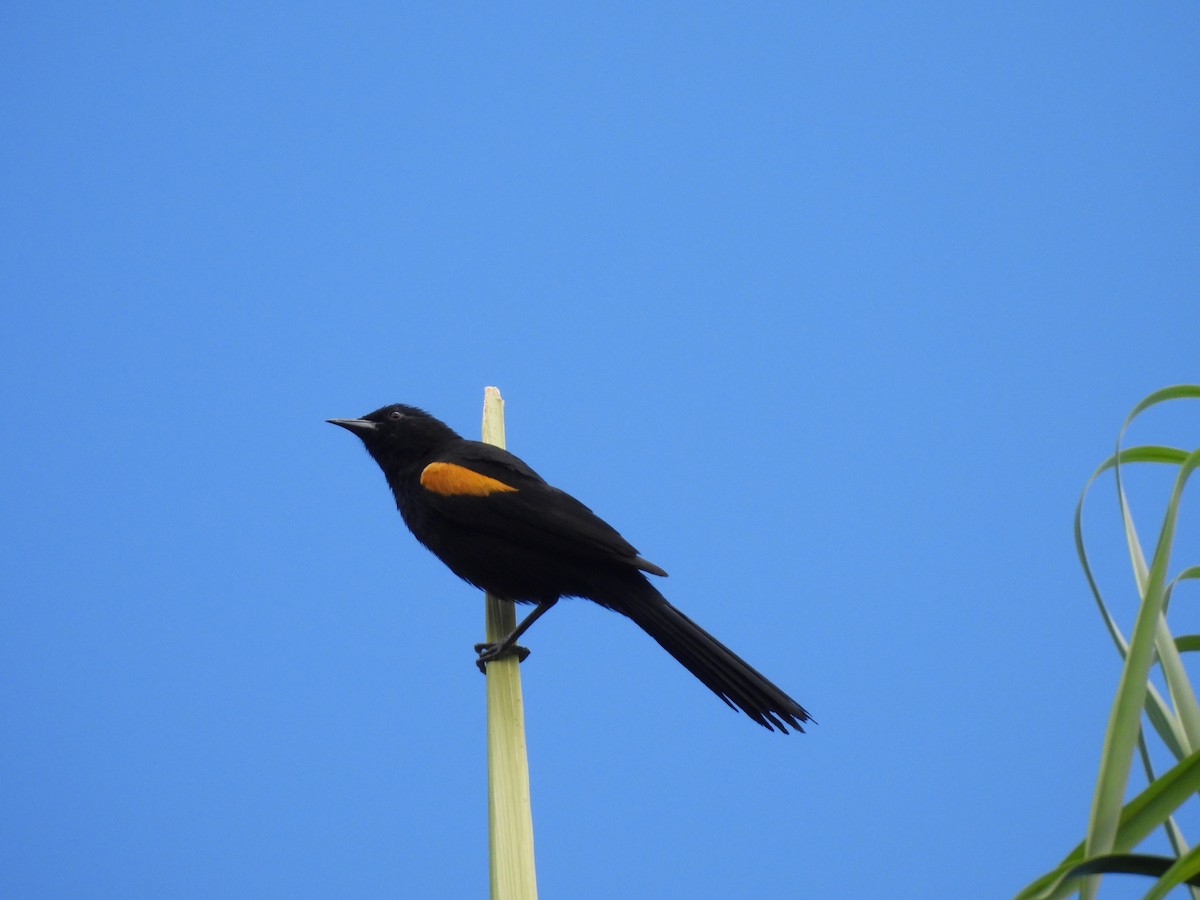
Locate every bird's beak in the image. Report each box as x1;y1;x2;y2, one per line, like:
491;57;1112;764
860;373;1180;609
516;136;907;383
327;417;378;436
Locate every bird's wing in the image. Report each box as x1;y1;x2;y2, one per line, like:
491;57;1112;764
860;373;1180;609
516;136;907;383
417;440;665;574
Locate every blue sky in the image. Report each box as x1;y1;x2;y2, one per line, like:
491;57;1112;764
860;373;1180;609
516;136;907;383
2;5;1198;898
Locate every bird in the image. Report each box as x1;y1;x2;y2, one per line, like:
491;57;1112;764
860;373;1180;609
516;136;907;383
328;403;812;733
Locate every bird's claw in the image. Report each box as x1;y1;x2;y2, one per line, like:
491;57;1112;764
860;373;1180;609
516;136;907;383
474;642;531;673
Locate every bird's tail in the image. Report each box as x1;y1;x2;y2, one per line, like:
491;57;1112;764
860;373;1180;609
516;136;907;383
598;576;812;733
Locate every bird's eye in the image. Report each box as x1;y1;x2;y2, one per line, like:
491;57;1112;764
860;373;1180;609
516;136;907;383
388;410;404;421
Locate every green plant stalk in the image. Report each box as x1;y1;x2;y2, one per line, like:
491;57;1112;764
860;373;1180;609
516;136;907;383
481;387;538;900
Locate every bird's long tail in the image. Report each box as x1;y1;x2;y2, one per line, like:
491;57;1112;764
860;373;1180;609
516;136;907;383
599;576;812;733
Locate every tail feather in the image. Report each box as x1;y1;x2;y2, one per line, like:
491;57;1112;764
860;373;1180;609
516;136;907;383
602;577;812;733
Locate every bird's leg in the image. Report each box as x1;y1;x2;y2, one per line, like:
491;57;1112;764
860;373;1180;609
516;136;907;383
475;597;559;673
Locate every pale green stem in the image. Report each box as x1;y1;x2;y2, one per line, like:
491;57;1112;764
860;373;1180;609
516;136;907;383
481;386;538;900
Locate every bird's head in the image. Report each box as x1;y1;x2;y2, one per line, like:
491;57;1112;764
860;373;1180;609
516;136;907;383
327;404;460;471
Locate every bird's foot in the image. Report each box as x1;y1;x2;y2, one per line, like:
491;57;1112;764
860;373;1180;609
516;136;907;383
474;641;531;674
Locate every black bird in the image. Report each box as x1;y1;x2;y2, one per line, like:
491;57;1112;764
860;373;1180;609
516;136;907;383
328;404;812;733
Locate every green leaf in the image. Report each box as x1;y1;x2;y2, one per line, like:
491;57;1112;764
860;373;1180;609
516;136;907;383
1015;744;1200;899
1066;853;1200;886
1082;394;1200;882
1021;386;1200;900
1144;841;1200;899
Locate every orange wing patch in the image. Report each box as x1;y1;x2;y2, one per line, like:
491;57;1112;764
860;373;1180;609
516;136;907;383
420;462;518;497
